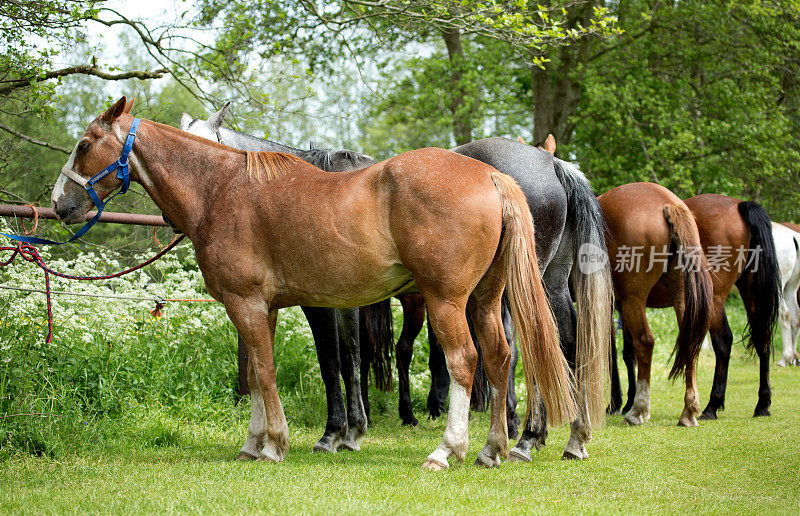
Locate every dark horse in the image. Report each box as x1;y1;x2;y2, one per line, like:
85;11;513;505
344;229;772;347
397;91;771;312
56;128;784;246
184;108;612;460
55;97;575;468
608;192;780;420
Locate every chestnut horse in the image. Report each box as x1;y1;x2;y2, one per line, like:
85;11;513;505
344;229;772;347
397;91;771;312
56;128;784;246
181;105;375;454
51;97;575;469
600;182;713;426
610;193;780;420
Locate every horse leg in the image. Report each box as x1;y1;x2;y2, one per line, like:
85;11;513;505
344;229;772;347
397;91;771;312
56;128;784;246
226;298;288;462
236;334;250;398
740;291;773;417
778;287;799;367
468;316;489;412
620;322;637;414
397;294;426;426
335;307;367;451
607;310;622;415
467;289;511;468
509;282;576;461
547;283;588;460
421;296;476;471
426;319;450;419
501;301;520;439
673;294;700;427
700;302;732;420
621;299;653;426
754;344;772;417
358;311;373;424
301;306;347;453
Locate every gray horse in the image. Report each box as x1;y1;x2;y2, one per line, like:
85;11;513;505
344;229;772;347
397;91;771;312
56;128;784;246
181;104;613;461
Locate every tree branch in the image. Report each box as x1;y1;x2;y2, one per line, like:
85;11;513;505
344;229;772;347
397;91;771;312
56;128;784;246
0;65;169;96
0;123;71;154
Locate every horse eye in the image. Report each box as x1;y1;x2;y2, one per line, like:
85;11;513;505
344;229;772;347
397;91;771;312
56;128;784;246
78;141;90;152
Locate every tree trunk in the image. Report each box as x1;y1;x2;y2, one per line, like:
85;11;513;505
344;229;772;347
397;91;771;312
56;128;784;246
531;1;599;152
442;28;473;146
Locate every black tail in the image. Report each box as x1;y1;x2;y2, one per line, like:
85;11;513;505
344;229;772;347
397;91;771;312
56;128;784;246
736;201;781;355
360;300;394;391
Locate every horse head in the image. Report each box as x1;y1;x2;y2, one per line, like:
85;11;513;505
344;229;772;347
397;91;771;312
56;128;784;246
51;96;136;224
180;101;230;141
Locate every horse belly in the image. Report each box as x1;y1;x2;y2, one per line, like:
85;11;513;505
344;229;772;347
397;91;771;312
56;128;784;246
276;262;417;308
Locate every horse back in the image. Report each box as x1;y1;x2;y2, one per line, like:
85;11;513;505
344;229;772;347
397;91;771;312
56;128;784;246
452;137;566;265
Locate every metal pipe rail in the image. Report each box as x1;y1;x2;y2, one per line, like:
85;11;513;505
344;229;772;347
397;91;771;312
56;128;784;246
0;203;168;226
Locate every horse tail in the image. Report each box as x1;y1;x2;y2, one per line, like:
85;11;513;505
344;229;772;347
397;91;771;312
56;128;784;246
491;171;577;427
662;203;714;380
736;201;781;354
553;158;613;428
360;300;394;391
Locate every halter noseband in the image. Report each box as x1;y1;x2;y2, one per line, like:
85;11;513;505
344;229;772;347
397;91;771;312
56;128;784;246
1;118;141;245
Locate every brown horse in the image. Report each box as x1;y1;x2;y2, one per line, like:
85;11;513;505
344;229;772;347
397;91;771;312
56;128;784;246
683;194;780;419
610;192;781;420
50;97;576;469
600;182;713;426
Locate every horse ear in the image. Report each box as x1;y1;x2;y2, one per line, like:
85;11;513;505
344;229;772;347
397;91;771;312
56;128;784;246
208;101;231;129
543;134;556;155
123;98;136;114
517;136;528;145
101;96;127;123
180;113;193;130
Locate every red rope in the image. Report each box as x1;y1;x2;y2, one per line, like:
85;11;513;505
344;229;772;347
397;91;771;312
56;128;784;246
0;234;186;343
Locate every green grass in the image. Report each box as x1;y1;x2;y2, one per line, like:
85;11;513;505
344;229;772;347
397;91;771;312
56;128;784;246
1;299;799;514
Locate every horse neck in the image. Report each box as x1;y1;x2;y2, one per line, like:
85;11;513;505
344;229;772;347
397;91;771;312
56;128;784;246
131;119;246;238
218;126;303;155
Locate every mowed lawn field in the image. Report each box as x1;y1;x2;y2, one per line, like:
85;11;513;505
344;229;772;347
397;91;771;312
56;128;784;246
1;299;799;514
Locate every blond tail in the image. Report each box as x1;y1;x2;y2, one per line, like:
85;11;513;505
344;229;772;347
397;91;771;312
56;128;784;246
553;156;615;429
491;171;577;426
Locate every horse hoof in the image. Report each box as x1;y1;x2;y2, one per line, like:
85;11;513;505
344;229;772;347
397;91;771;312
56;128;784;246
337;440;361;452
753;408;771;417
678;417;699;427
606;406;621;416
257;452;283;463
508;448;531;463
623;413;644;426
475;450;501;468
236;451;258;461
561;450;582;460
698;411;717;421
402;416;419;427
312;441;337;454
777;359;788;368
422;458;448;471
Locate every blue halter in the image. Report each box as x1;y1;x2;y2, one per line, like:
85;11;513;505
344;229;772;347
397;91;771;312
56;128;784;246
1;118;141;245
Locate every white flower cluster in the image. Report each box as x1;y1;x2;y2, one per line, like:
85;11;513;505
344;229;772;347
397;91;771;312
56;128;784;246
0;219;232;345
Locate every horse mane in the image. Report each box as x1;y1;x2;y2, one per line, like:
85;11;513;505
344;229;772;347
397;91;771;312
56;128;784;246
303;146;373;172
246;151;298;183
